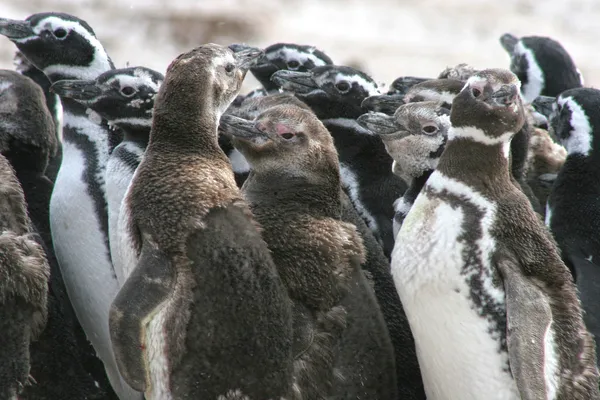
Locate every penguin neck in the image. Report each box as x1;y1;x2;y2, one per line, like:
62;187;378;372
404;169;433;204
436;136;512;189
117;124;150;149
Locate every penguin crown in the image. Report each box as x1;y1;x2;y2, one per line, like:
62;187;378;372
0;13;113;81
449;68;525;143
50;67;164;128
550;88;600;157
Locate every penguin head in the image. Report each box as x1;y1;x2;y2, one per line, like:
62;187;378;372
272;65;380;118
158;43;263;118
358;101;450;182
451;68;525;141
386;76;430;96
500;33;582;103
437;63;478;81
50;67;164;132
548;88;600;158
250;43;333;92
0;12;114;82
220;104;338;178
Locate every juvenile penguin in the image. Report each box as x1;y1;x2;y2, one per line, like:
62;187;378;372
0;13;137;399
358;101;451;238
272;65;407;259
392;69;600;399
0;153;50;400
51;66;164;286
546;87;600;360
109;44;294;400
221;103;398;399
500;33;583;103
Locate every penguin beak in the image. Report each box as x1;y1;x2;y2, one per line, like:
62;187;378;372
219;115;268;144
500;33;519;54
50;79;102;101
490;84;520;107
0;18;34;40
361;94;405;114
389;76;430;95
270;70;318;94
531;95;556;120
230;44;264;71
356;112;401;136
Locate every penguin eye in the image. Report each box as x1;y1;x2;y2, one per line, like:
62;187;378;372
472;87;482;98
280;132;295;140
335;81;351;92
422;125;438;135
53;28;68;39
121;86;136;97
225;63;235;73
287;60;300;70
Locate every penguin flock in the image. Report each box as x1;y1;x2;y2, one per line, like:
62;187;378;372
0;9;600;400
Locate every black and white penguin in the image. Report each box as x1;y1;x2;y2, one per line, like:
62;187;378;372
272;65;407;259
51;66;164;286
500;33;583;103
392;68;600;399
109;44;294;400
0;13;138;399
13;50;62;182
358;101;450;238
546;87;600;361
248;42;333;92
0;153;50;400
221;103;398;399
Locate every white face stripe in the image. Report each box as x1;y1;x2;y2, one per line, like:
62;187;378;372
266;46;329;67
104;70;162;93
557;96;593;156
514;41;544;104
334;72;380;96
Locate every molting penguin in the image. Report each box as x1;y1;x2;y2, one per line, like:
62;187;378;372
437;63;478;81
0;13;137;399
358;101;450;239
51;66;164;287
0;153;50;400
248;42;333;93
221;103;398;399
109;44;294;400
272;65;407;259
500;33;583;103
546;87;600;362
392;69;600;399
13;51;62;182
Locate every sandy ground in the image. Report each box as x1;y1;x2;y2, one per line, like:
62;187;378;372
0;0;599;93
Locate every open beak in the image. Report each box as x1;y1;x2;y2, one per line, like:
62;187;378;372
361;94;405;115
219;115;269;144
270;70;319;94
500;33;519;54
229;44;264;71
50;79;102;101
356;112;401;136
0;18;34;40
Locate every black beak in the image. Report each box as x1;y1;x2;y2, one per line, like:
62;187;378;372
0;18;34;40
388;76;430;95
531;95;556;120
361;94;405;115
490;84;520;107
50;79;102;101
230;44;264;70
270;70;319;94
219;115;268;143
500;33;519;54
356;112;401;136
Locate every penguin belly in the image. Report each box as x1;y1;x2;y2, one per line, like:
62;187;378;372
50;141;141;400
391;191;519;400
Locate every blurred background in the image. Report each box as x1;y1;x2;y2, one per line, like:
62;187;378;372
1;0;598;92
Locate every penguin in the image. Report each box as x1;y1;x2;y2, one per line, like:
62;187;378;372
0;13;138;400
500;33;583;103
358;101;451;239
109;44;294;400
13;50;62;182
437;62;478;81
0;153;50;400
392;68;600;399
220;103;398;399
248;42;333;92
50;66;164;287
272;65;407;259
386;76;431;96
546;87;600;364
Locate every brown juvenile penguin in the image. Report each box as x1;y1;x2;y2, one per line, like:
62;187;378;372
108;44;294;400
221;104;399;399
0;153;50;399
391;68;600;399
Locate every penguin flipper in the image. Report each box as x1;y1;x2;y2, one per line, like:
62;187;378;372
109;238;175;392
496;255;553;400
567;254;600;345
